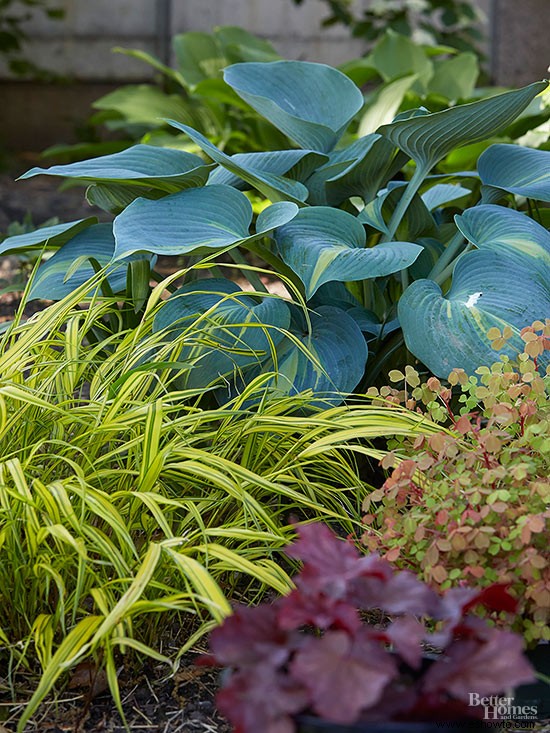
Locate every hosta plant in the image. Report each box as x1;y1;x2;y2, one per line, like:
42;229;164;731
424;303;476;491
363;320;550;641
202;522;534;732
3;58;550;403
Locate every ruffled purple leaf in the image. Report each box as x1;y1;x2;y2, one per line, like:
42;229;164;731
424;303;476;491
290;629;398;723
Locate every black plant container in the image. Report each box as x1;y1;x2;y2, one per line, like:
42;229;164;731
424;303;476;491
514;641;550;720
296;715;488;733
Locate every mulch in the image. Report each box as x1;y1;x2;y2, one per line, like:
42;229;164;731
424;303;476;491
1;656;231;733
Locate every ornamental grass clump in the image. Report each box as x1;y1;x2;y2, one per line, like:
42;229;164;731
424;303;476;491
0;278;447;731
363;320;550;641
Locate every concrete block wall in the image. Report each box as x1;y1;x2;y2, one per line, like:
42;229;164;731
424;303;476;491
3;0;548;84
1;0;548;152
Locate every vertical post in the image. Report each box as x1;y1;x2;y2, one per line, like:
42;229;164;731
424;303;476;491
155;0;172;66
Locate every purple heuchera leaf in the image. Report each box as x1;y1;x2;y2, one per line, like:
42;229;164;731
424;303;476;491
206;522;535;732
208;604;290;668
286;522;390;599
277;588;361;633
216;667;308;733
351;569;439;616
423;629;535;700
289;629;398;723
385;616;426;669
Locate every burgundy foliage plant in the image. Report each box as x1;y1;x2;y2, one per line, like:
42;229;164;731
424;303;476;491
201;523;535;733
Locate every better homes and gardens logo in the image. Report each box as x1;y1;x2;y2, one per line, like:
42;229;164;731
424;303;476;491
469;693;538;723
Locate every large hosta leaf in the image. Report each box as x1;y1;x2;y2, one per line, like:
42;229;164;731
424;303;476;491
305;135;404;206
275;207;422;298
308;282;399;337
399;208;550;378
223;61;364;153
379;82;547;170
478;144;550;203
152;278;291;389
20;145;213;192
358;185;435;240
167;120;310;203
261;305;368;401
113;185;298;259
28;223;151;300
456;205;550;264
0;218;96;256
208;149;327;190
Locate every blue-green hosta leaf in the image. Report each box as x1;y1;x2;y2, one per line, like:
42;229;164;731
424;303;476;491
19;145;213;192
0;218;96;256
274;207;422;298
399;249;550;377
379;81;547;170
308;282;398;337
166;120;309;203
456;205;550;265
28;223;151;300
152;278;291;389
478;144;550;203
113;185;298;259
85;183;166;214
224;61;364;153
421;183;471;211
262;305;368;401
358;185;435;240
305;134;404;206
208;149;327;190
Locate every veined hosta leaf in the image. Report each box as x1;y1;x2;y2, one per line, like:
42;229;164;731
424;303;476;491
113;185;298;259
358;185;435;241
379;81;547;170
456;205;550;265
28;223;151;300
421;183;471;211
224;61;364;153
478;144;550;203
401;205;550;376
0;218;96;256
305;134;404;206
19;145;213;192
262;305;368;402
86;183;166;215
308;282;398;337
207;149;327;190
274;207;422;298
166;120;310;203
152;278;291;389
